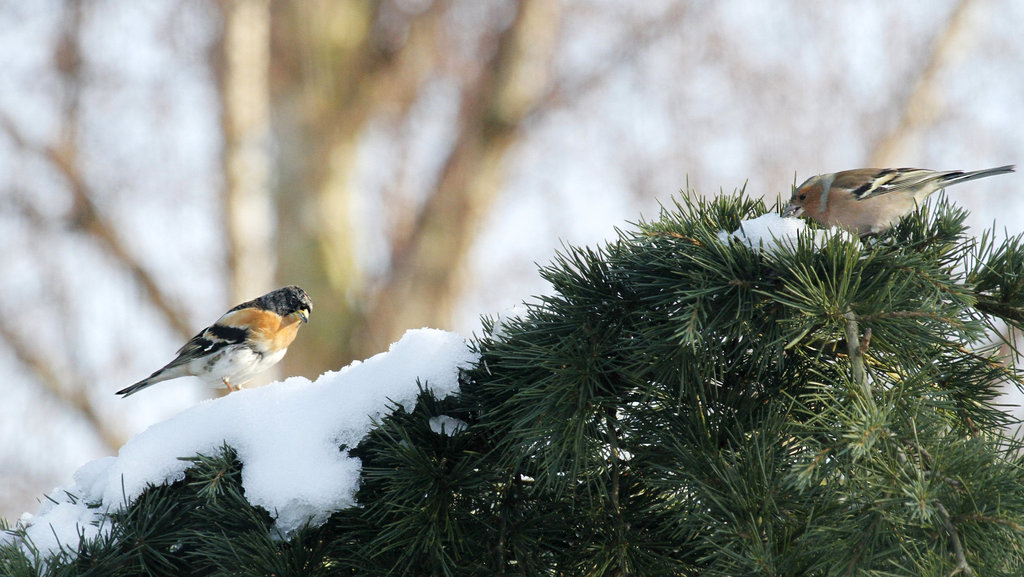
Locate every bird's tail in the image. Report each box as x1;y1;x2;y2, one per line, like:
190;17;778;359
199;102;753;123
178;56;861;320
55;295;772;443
116;378;156;397
116;369;176;397
944;165;1016;187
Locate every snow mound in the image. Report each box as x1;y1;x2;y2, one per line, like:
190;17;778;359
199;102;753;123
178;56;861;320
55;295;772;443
4;328;478;559
718;213;855;251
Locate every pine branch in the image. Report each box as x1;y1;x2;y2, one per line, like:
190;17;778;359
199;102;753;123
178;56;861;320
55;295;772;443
935;502;973;577
894;429;977;577
15;189;1024;575
974;297;1024;325
843;310;871;402
603;408;628;574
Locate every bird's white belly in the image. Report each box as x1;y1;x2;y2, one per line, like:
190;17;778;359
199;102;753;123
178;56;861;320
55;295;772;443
187;345;288;388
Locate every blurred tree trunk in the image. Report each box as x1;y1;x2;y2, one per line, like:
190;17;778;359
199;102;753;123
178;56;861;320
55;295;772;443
272;0;560;377
217;0;277;385
271;0;388;379
218;0;275;302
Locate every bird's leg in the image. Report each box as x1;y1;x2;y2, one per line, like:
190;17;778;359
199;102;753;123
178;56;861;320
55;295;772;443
222;377;237;392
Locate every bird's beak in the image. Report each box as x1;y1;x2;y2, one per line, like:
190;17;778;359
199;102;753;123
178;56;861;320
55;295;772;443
781;203;802;218
293;309;310;323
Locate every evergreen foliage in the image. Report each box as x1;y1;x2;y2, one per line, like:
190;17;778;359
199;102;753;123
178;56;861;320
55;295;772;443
5;191;1024;575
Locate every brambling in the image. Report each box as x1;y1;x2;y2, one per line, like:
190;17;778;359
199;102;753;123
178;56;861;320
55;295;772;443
117;285;312;397
782;165;1015;235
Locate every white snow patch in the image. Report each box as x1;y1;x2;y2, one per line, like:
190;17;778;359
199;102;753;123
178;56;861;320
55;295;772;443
491;304;530;339
717;213;855;252
428;415;468;436
10;492;109;562
3;328;478;559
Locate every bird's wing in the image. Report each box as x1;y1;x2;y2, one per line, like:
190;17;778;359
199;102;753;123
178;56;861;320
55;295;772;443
850;168;953;200
164;320;249;369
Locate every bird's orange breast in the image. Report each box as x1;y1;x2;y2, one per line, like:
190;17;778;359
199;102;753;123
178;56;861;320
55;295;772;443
220;308;303;353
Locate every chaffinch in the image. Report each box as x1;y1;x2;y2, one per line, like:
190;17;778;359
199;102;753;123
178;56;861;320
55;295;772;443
117;285;312;397
782;165;1015;235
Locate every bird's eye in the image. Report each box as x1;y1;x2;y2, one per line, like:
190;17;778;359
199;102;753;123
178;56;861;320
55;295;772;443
798;193;807;201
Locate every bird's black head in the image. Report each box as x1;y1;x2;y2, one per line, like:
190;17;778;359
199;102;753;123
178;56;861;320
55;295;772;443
248;285;312;322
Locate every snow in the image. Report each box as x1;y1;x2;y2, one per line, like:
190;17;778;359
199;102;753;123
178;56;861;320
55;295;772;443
717;213;855;251
428;415;468;436
2;328;478;560
9;493;109;561
490;304;530;339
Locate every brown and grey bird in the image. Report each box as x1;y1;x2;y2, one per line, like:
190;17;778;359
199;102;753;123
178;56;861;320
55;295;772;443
782;165;1015;235
117;286;312;397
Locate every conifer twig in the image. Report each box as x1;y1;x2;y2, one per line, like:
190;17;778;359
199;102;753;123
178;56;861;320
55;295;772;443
843;310;871;401
604;409;628;573
895;440;973;576
936;502;973;576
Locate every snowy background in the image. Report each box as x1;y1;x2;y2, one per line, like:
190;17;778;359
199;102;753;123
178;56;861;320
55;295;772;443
2;0;1023;522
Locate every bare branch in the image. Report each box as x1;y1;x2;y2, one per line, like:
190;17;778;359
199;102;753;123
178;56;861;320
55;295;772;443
0;114;193;340
359;0;561;354
0;315;122;451
49;145;195;339
532;3;690;119
869;0;974;165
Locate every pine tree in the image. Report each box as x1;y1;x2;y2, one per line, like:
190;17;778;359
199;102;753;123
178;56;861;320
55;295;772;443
4;191;1024;576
